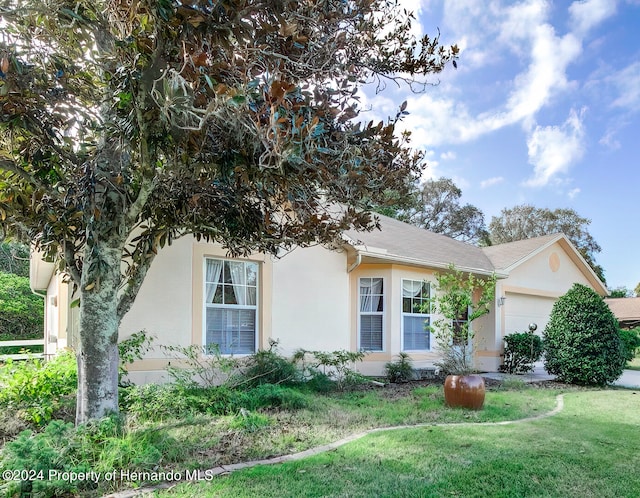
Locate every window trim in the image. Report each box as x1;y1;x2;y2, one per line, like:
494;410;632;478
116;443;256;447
202;257;259;355
401;279;432;352
357;276;385;352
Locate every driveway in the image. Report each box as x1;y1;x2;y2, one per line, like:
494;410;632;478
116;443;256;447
614;369;640;388
484;363;640;388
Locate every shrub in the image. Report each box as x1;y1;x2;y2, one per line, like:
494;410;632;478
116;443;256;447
619;328;640;363
118;331;154;386
500;331;544;374
162;343;241;388
0;416;178;497
236;340;301;388
385;352;414;383
543;283;626;386
0;272;44;343
0;351;77;426
294;349;367;391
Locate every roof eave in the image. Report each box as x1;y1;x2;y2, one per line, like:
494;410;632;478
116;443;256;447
354;248;507;279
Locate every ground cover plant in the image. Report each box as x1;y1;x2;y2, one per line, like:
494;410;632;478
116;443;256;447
157;390;639;498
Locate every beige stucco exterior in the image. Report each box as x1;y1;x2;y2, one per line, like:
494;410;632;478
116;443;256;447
478;240;604;371
32;229;607;382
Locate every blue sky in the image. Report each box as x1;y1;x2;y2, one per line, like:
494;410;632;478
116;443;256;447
363;0;640;292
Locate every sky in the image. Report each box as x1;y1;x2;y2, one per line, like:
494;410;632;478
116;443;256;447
362;0;640;292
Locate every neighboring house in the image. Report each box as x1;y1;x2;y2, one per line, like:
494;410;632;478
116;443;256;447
605;297;640;329
30;214;607;383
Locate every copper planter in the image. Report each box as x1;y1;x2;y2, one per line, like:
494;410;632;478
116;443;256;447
443;374;485;410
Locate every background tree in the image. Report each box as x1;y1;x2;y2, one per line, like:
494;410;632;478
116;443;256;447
488;205;605;282
0;241;30;277
0;1;457;422
378;177;488;244
635;282;640;297
0;272;44;344
608;287;632;298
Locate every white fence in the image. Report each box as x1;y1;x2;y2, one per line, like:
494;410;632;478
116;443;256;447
0;339;45;360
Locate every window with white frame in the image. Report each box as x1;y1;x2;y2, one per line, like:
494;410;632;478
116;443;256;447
204;258;258;354
359;277;384;351
402;279;431;351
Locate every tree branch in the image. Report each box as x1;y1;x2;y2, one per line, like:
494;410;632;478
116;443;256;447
0;159;44;188
63;240;82;287
116;251;156;322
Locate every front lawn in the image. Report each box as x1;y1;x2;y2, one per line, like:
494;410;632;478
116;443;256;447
0;375;565;497
158;390;640;498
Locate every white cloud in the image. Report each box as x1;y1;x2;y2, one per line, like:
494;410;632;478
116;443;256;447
599;128;622;149
440;151;457;160
395;0;593;148
568;187;581;199
480;176;505;188
524;108;586;187
569;0;617;35
609;61;640;112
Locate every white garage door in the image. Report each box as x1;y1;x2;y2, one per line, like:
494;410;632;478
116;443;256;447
504;293;557;337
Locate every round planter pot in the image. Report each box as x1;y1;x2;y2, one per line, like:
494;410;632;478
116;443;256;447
443;374;485;410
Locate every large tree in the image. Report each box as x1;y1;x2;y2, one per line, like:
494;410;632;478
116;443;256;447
488;205;605;282
378;177;488;244
0;1;457;422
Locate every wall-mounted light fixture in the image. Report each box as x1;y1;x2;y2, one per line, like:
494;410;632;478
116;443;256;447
497;296;507;307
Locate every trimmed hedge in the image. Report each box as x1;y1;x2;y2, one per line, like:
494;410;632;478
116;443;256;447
543;283;625;386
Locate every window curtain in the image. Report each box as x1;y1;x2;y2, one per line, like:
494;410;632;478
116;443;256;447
360;278;383;312
228;261;246;305
402;280;423;298
205;259;223;303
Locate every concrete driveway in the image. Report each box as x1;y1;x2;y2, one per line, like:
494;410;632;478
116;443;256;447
614;369;640;389
484;363;640;388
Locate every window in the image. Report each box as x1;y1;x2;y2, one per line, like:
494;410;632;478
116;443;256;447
402;279;431;351
359;277;384;351
204;258;258;354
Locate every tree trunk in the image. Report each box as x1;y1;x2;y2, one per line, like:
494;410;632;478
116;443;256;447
75;242;123;424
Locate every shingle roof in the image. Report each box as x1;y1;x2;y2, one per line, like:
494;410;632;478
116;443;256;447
605;297;640;323
344;214;496;274
481;233;562;270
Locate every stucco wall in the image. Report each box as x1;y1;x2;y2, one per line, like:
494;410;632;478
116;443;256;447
120;236;194;349
271;246;350;355
502;242;593;292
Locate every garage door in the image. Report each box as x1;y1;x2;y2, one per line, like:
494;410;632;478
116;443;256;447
504;293;557;337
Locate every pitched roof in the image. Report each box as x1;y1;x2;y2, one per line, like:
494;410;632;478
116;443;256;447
605;297;640;327
481;233;563;270
344;214;496;275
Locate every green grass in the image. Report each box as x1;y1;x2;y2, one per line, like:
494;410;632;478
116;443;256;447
145;385;561;472
157;390;640;498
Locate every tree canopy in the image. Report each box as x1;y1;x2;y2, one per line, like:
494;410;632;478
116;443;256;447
487;205;605;283
377;177;488;244
0;0;457;422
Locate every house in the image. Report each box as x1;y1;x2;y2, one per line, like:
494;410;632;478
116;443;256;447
605;297;640;329
30;214;607;383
